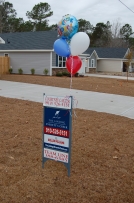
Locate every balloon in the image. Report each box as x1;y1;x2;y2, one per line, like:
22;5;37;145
57;14;79;40
70;32;90;56
66;56;82;74
53;38;71;57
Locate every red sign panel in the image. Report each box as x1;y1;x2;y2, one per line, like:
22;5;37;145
44;126;69;138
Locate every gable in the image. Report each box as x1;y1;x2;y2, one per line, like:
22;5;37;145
90;50;98;59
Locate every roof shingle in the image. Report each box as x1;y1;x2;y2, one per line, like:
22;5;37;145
85;47;128;58
0;31;58;50
0;31;128;59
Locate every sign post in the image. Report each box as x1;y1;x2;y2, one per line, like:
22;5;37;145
42;94;73;176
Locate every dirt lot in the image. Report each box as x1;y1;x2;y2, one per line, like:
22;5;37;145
0;75;134;203
1;74;134;97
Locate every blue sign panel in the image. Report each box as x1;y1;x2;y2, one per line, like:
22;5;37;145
44;107;70;130
44;143;69;153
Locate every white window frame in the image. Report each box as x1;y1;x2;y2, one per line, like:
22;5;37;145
58;56;66;67
91;59;95;67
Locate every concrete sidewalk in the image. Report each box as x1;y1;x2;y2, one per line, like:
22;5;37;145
0;80;134;119
84;73;134;80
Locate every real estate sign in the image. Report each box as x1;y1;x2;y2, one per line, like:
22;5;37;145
42;94;73;176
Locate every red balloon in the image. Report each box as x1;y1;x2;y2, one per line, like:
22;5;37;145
66;56;82;74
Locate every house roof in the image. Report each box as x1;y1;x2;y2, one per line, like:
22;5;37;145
0;31;58;50
0;31;129;59
85;47;128;59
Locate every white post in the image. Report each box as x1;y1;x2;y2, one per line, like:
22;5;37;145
121;60;123;72
50;52;52;76
129;62;131;72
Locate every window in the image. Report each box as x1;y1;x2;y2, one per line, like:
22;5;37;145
91;59;94;67
0;37;5;44
58;56;66;67
4;53;9;57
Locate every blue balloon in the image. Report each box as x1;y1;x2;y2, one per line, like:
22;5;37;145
53;38;71;57
57;14;79;40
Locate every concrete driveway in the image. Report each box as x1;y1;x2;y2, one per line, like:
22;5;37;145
0;80;134;119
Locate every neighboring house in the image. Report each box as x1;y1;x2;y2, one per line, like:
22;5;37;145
0;31;58;75
0;31;133;75
84;47;134;73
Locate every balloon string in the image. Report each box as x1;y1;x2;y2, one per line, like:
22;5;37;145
70;56;73;89
69;56;78;120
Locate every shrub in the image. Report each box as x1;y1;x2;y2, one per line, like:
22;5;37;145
56;72;63;77
62;71;68;76
18;68;23;75
75;72;79;77
43;68;49;75
9;68;13;74
79;74;84;77
30;68;35;75
67;73;71;77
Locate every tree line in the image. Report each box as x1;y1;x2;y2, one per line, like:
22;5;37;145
0;0;134;47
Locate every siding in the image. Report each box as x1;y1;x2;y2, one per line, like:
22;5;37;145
52;52;56;66
0;52;51;75
97;59;122;72
89;53;97;67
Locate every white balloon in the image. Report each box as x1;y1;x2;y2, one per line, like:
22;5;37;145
70;32;90;56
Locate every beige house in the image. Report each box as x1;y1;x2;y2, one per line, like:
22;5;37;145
83;47;134;74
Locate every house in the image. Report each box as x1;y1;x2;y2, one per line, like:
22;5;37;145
0;31;133;75
83;47;134;74
0;31;58;75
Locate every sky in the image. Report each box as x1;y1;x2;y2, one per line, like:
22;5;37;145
8;0;134;31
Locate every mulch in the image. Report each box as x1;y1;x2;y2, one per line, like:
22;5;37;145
0;95;134;203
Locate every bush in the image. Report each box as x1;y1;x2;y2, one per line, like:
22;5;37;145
79;74;84;77
43;69;49;75
30;68;35;75
56;72;63;77
18;68;23;75
67;73;71;77
75;72;79;77
9;68;13;74
62;71;68;76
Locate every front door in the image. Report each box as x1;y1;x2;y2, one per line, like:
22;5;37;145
78;58;85;74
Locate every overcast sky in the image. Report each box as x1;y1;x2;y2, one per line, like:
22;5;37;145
8;0;134;31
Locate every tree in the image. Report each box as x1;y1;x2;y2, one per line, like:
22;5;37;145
0;1;17;32
0;0;5;32
108;20;134;48
120;24;134;48
109;19;126;47
110;19;122;39
124;47;134;81
91;22;112;47
129;37;134;47
78;19;93;33
120;24;133;41
26;2;53;31
21;21;34;32
7;17;24;32
49;24;57;31
35;21;50;31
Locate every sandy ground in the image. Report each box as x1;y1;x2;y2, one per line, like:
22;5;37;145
0;74;134;203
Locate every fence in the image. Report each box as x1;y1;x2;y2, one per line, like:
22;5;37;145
0;57;10;75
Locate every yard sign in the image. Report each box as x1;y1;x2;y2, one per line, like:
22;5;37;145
42;94;73;176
